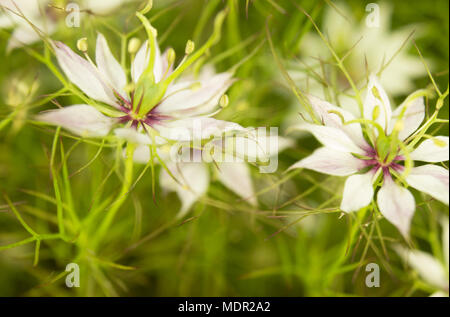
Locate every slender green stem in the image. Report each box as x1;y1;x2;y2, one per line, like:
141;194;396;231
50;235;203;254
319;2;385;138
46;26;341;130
93;143;136;249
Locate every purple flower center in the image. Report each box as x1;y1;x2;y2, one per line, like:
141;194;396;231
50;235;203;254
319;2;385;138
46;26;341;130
362;146;404;176
113;90;170;130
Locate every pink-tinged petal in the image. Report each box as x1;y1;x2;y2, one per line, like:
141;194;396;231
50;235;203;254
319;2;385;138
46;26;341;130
291;123;365;155
155;117;245;142
156;72;234;116
410;137;449;163
307;94;369;149
131;39;165;83
159;162;210;218
289;147;365;176
377;176;415;238
394;245;447;290
36;104;113;137
388;95;425;141
53;41;117;107
340;170;375;212
406;165;449;205
216;162;257;206
363;75;392;133
96;33;127;97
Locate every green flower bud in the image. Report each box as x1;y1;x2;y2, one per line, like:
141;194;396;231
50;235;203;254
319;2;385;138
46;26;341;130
185;40;195;55
219;94;229;108
166;48;176;66
77;37;88;52
128;37;141;54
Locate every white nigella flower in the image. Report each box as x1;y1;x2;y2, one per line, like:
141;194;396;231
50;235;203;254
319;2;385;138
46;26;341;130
36;12;285;216
38;31;240;140
288;75;449;237
394;217;449;297
287;1;427;118
0;0;130;51
0;0;56;51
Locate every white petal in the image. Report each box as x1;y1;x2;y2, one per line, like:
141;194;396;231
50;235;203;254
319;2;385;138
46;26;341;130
155;117;245;142
216;162;257;206
406;165;449;205
114;128;151;145
410;137;449;163
377;177;415;238
37;105;113;137
7;25;41;51
53;41;117;107
291;123;365;155
307;94;369;149
133;145;150;164
289;147;366;176
340;170;375;212
159;162;210;218
363;75;392;133
388;95;425;141
131;39;165;83
96;33;127;97
394;245;447;290
156;72;234;116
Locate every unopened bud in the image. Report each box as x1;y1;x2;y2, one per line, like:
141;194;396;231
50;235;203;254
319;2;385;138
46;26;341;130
77;37;88;52
166;48;176;66
185;40;195;55
219;94;229;108
128;37;141;54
